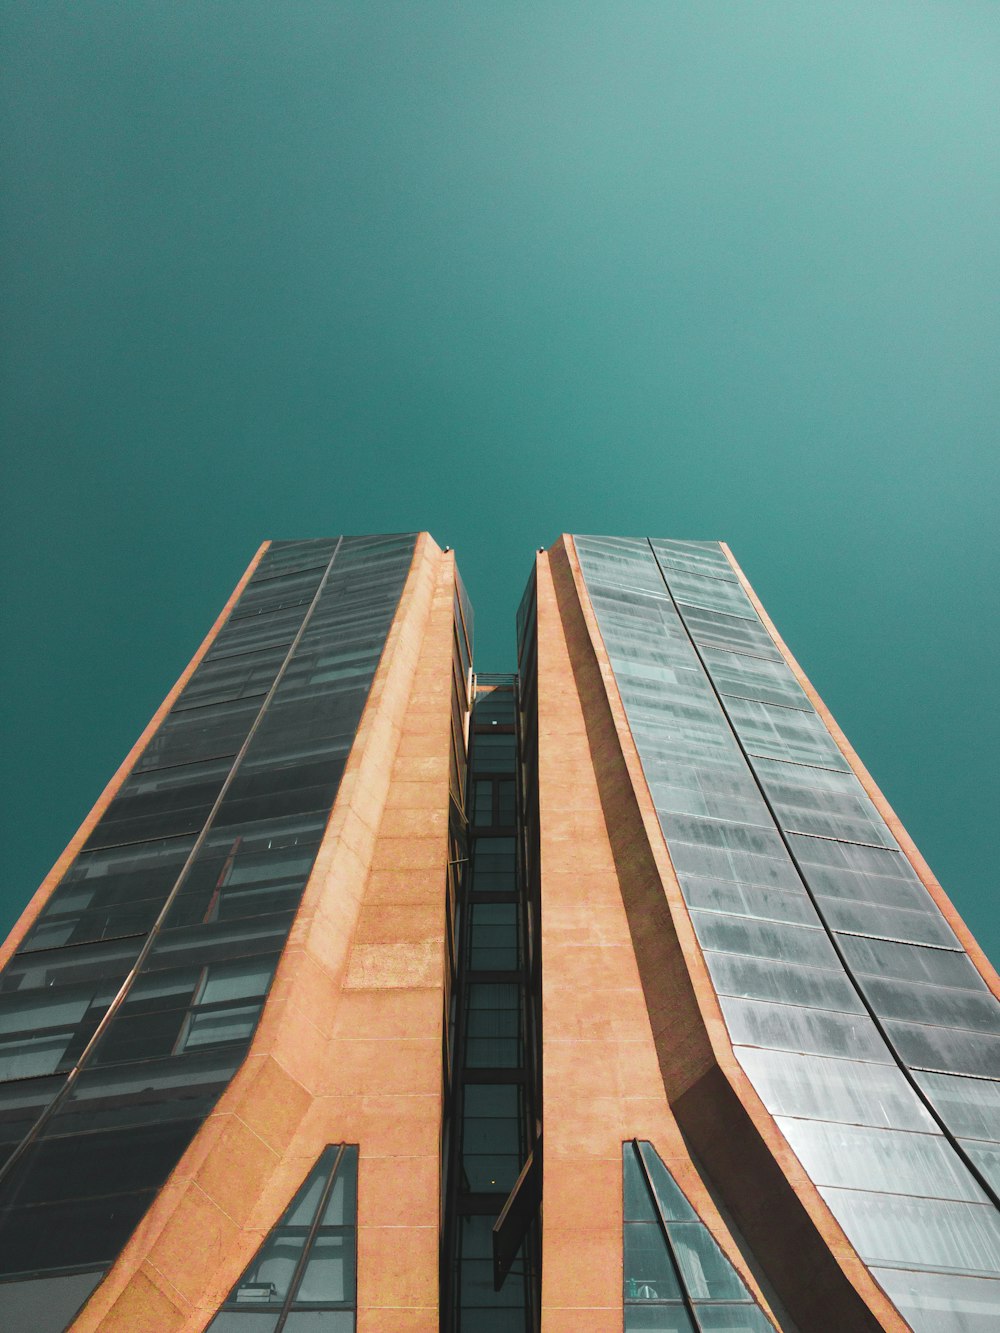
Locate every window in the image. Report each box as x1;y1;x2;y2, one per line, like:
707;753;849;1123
208;1145;358;1331
623;1141;774;1332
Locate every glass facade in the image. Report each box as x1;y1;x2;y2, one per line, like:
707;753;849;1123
441;671;541;1332
0;536;414;1315
575;534;1000;1332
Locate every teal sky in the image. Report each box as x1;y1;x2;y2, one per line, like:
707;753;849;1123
3;4;998;960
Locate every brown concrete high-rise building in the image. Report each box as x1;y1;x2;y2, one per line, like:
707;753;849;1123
1;534;999;1333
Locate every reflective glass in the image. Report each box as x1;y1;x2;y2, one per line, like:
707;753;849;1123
207;1315;281;1332
669;1223;747;1300
914;1073;1000;1141
837;937;979;990
678;876;819;928
234;1231;305;1306
704;951;864;1015
688;913;839;971
693;1307;775;1333
283;1315;353;1331
624;1144;658;1221
625;1307;695;1332
734;1047;936;1131
820;898;964;948
465;984;521;1067
727;697;850;770
295;1231;353;1303
775;1117;985;1201
0;1269;105;1333
884;1020;1000;1080
321;1146;358;1226
624;1223;682;1301
819;1187;1000;1276
873;1267;1000;1333
638;1143;697;1221
720;996;892;1064
462;1084;521;1192
469;903;519;971
861;976;998;1034
962;1143;1000;1198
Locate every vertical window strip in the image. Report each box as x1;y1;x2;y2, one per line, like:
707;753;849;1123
624;1140;775;1332
207;1143;358;1330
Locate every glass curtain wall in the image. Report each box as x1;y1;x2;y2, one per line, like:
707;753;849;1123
442;668;541;1333
575;534;1000;1333
0;536;415;1324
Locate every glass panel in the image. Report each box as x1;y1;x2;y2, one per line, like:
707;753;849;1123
914;1073;1000;1141
624;1222;682;1301
624;1143;658;1221
463;1085;521;1192
469;903;519;972
775;1117;985;1202
283;1314;354;1331
294;1230;353;1303
649;537;737;582
820;897;961;948
284;1159;329;1226
200;959;275;1005
861;976;999;1034
0;1031;74;1081
884;1020;1000;1080
0;1271;105;1333
704;951;864;1015
625;1307;696;1332
961;1143;1000;1198
668;1223;747;1300
734;1047;936;1131
727;697;850;769
819;1188;1000;1276
719;997;892;1065
497;781;516;826
702;646;810;710
472;735;516;773
181;1004;261;1050
465;984;521;1067
456;1213;527;1320
207;1315;281;1332
471;838;517;893
837;937;979;990
234;1231;306;1306
872;1267;1000;1333
688;913;839;970
693;1307;775;1333
321;1146;358;1226
679;876;819;928
473;781;494;827
637;1143;697;1222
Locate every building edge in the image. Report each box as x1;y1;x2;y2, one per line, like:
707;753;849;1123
719;541;1000;1002
0;543;271;974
